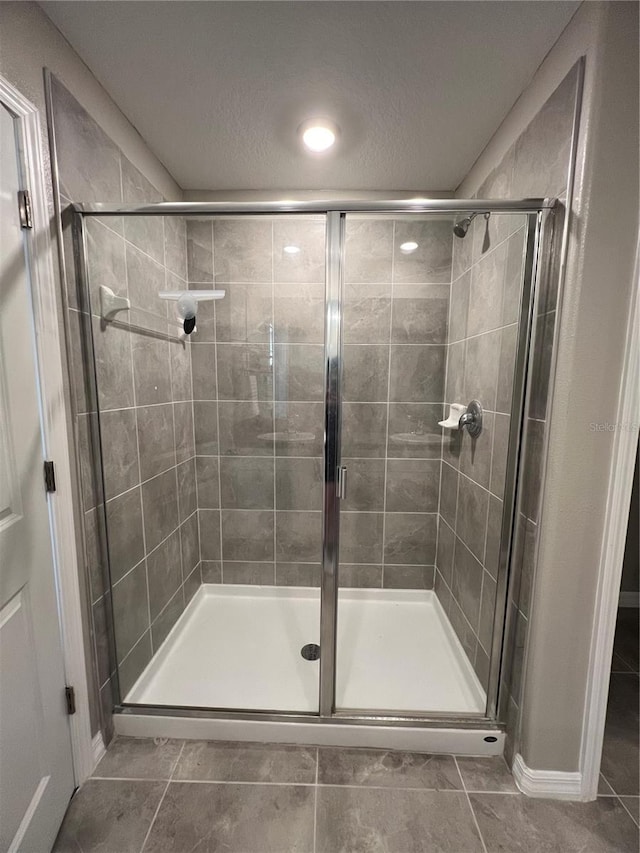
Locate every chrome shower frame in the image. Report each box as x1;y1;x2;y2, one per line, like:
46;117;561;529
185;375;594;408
70;197;553;740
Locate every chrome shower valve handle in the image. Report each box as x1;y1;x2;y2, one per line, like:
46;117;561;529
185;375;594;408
459;400;483;438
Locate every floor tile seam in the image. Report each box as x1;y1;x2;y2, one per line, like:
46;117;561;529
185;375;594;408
616;795;640;829
88;775;521;793
313;747;319;853
138;778;171;853
454;756;489;853
169;740;187;780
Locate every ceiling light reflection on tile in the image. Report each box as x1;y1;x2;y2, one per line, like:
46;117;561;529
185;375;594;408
399;241;419;254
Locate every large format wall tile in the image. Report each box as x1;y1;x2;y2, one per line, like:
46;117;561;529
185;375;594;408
385;459;440;512
343;283;391;344
342;345;389;402
389;345;445;403
223;510;275;561
274;283;325;343
100;409;140;500
137;404;176;481
276;511;322;562
275;457;323;511
341;458;386;512
215;283;272;343
340;512;384;565
186;220;213;282
393;219;453;283
92;318;135;411
217;344;272;401
344;218;394;282
391;284;449;344
106;487;145;584
220;457;275;509
111;561;148;661
273;218;325;283
147;529;182;621
214;219;272;283
384;513;437;565
142;468;179;552
50;76;122;204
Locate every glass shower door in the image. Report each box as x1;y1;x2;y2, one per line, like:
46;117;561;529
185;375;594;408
81;211;327;714
334;211;531;716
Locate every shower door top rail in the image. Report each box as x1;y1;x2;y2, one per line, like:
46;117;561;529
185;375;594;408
70;197;555;216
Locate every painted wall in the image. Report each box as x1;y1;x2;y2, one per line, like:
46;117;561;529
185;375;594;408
460;1;639;774
0;2;180;205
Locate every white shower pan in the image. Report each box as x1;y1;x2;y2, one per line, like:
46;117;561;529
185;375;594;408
116;585;503;755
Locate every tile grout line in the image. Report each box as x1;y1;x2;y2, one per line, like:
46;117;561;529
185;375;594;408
313;747;319;853
123;209;153;679
380;220;396;586
89;775;521;794
138;782;170;853
210;220;225;583
138;739;186;853
454;756;489;853
616;796;640;828
163;219;187;616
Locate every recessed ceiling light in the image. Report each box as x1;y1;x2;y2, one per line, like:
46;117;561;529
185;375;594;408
400;241;419;254
298;117;339;153
283;245;301;255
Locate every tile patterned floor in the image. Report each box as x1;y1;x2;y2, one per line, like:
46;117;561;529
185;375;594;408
599;606;640;831
54;737;639;852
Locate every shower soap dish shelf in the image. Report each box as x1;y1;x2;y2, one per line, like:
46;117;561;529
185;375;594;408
438;403;466;430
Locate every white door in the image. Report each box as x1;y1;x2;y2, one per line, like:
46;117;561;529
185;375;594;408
0;104;75;851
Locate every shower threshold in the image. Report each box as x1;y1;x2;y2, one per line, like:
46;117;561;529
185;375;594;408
116;585;502;755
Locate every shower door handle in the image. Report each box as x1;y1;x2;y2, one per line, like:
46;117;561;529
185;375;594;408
336;466;347;500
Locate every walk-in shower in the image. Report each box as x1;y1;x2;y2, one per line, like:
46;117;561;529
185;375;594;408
72;198;551;752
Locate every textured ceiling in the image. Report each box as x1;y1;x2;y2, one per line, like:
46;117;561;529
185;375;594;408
41;1;579;191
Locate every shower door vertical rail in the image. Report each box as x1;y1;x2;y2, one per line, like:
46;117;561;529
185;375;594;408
319;211;344;717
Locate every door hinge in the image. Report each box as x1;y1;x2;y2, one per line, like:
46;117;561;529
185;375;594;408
18;189;32;229
44;460;56;493
65;686;76;715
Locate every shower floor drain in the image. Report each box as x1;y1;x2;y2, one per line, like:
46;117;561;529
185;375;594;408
301;643;320;661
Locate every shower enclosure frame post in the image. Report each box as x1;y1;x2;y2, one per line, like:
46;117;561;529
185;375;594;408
319;211;344;717
486;211;546;718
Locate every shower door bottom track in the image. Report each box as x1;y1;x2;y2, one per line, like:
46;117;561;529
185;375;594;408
114;585;504;756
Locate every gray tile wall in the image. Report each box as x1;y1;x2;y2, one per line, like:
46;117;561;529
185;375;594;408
50;76;196;738
434;218;527;693
187;215;452;590
341;217;452;589
187;215;328;586
449;65;580;750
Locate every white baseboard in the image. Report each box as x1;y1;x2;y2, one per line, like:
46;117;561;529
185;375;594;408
619;591;640;608
512;753;584;800
91;733;106;771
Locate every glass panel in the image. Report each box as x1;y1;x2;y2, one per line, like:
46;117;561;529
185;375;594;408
85;213;326;712
335;211;529;715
